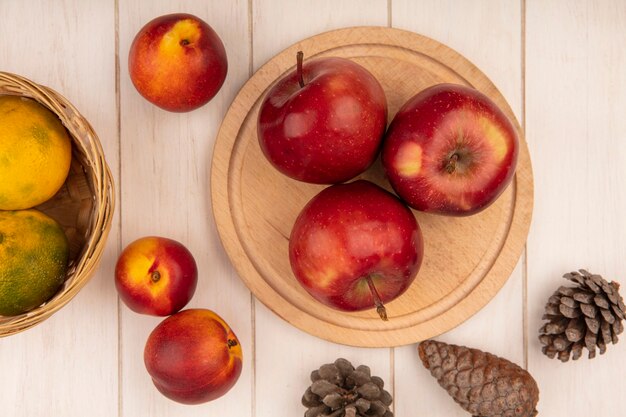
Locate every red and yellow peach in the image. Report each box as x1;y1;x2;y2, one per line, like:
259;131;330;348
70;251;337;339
144;309;243;404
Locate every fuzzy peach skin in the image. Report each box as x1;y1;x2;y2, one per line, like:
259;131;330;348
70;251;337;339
115;236;197;316
128;13;227;112
144;309;243;404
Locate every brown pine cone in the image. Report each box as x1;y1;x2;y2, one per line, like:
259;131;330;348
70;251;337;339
418;340;539;417
538;269;625;361
302;358;393;417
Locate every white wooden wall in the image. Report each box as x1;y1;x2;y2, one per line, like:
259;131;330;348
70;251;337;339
0;1;624;416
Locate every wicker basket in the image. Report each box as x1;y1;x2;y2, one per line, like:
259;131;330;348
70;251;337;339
0;71;115;336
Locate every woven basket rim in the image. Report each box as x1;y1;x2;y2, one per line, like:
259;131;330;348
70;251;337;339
0;71;115;336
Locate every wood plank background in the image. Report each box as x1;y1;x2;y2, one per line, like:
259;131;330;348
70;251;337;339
0;0;624;416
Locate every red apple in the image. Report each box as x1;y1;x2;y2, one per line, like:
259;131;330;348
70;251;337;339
128;13;227;112
257;52;387;184
382;83;519;216
144;309;243;404
115;236;197;316
289;180;423;319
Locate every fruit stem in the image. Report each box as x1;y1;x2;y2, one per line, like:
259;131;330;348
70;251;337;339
180;39;190;46
366;276;388;321
297;51;305;88
227;339;238;348
445;153;460;174
150;271;161;283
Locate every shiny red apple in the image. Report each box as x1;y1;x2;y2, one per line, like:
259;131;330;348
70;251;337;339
382;83;519;216
289;180;423;319
115;236;198;316
129;13;227;112
258;52;387;184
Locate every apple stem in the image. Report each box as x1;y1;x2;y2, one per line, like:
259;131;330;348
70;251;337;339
151;271;161;283
227;339;238;348
445;153;460;174
180;39;190;46
366;276;388;321
297;51;305;88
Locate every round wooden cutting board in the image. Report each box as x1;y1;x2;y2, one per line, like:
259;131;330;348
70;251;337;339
211;27;533;347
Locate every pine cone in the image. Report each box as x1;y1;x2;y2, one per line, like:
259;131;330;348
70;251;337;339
302;358;393;417
418;340;539;417
538;269;625;361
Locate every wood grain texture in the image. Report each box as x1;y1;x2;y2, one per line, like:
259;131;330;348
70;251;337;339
526;0;626;415
117;1;252;416
252;0;389;70
0;1;119;416
391;0;525;415
250;2;391;416
212;26;532;346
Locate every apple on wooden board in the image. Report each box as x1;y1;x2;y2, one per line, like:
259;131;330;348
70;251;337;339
382;83;519;216
115;236;197;316
128;13;227;112
289;180;423;320
144;309;243;404
257;52;387;184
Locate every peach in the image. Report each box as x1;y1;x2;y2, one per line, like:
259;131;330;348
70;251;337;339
115;236;197;316
144;309;243;404
128;13;228;112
